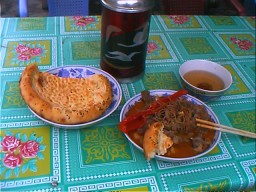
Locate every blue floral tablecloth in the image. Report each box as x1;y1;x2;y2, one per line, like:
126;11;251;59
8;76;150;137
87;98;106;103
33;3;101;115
0;15;255;191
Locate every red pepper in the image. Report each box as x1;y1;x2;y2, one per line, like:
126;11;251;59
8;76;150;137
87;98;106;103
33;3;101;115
119;89;188;133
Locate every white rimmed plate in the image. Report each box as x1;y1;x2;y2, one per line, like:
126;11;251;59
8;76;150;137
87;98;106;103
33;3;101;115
29;65;122;129
119;89;221;162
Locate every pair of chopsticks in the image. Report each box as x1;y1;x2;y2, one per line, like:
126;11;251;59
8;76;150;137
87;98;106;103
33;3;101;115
196;118;256;139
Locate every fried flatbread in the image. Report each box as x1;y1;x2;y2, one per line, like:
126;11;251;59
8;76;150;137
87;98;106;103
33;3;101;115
143;122;173;161
19;64;113;124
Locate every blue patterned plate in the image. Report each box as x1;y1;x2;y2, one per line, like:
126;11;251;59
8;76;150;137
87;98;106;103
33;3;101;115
29;66;122;129
120;89;221;162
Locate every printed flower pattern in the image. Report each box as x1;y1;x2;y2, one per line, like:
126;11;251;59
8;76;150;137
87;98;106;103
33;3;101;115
169;15;190;24
230;37;253;50
73;16;95;26
20;141;40;159
3;153;22;169
0;132;46;179
147;40;162;59
11;43;47;66
70;16;99;30
1;136;21;153
16;44;42;60
147;42;159;54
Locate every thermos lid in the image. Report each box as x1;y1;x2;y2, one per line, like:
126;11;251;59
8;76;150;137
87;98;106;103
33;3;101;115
100;0;155;13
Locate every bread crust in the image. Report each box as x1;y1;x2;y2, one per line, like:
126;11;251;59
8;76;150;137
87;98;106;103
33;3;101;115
143;122;173;160
19;64;113;125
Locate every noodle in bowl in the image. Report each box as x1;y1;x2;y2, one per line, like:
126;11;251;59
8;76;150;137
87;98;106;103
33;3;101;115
120;89;221;162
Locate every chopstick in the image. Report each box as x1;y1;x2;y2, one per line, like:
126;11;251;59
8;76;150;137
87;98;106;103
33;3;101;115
196;118;256;139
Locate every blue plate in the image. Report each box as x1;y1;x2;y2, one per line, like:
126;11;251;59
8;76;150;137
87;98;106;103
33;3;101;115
29;66;122;129
120;89;221;162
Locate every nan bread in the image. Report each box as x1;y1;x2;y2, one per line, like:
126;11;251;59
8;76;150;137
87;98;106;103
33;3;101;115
143;122;173;161
19;64;113;124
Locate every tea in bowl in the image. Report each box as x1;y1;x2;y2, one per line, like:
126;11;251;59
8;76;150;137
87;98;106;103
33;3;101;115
179;59;232;102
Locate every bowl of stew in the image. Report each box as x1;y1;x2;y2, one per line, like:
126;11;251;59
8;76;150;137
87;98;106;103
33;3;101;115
119;89;221;162
179;60;232;102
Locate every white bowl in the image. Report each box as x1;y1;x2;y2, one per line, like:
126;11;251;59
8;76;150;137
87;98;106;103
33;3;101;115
179;60;232;102
29;65;122;129
120;89;221;162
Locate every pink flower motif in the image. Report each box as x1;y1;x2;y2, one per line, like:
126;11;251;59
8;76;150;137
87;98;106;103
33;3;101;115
73;16;84;21
16;44;30;54
30;47;42;56
169;15;189;24
20;140;40;158
75;17;95;27
84;17;95;23
147;42;158;54
230;37;253;50
18;53;31;61
1;136;21;153
3;153;23;169
75;21;86;26
230;37;239;44
237;40;253;50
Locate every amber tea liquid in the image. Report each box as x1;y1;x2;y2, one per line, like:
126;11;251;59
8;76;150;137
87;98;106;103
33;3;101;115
183;70;225;91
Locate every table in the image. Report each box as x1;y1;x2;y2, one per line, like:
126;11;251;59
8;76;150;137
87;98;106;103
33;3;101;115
0;15;255;191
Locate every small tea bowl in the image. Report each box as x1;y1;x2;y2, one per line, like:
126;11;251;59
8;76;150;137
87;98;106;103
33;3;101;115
179;59;232;102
